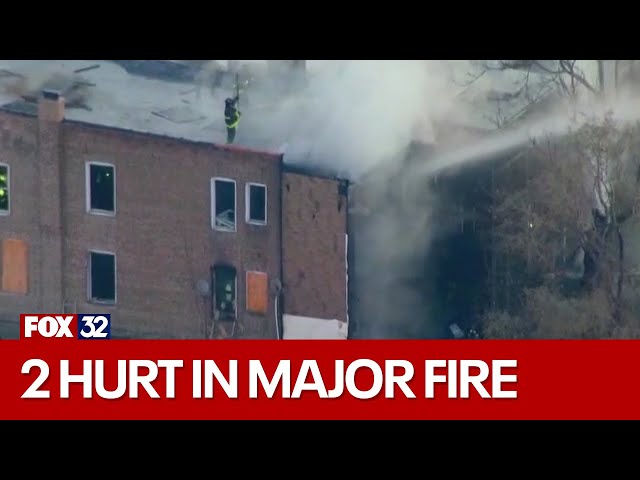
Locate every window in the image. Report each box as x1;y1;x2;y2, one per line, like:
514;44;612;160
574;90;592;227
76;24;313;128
246;271;268;315
213;265;236;320
86;162;115;215
211;178;236;231
246;183;267;225
0;164;9;215
88;251;116;303
1;239;28;295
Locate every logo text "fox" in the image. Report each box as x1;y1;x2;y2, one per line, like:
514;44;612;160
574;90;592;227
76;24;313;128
24;315;73;338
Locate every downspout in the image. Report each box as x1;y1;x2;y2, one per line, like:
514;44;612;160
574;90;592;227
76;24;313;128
344;179;353;339
209;265;215;338
275;292;280;340
276;153;285;340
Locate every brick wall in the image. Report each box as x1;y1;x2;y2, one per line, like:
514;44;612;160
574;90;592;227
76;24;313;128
0;111;40;322
1;103;350;339
60;122;282;338
282;171;348;323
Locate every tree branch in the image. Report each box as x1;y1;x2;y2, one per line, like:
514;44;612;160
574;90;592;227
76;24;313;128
559;60;599;95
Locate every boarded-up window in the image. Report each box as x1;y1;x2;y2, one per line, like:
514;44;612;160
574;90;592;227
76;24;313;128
246;271;268;315
1;239;28;295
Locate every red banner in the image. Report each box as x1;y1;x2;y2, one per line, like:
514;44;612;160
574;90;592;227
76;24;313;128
1;338;639;420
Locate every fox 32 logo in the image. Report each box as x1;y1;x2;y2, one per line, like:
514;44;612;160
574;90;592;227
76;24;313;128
78;314;111;340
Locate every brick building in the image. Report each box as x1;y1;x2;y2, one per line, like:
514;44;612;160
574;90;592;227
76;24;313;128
0;60;349;339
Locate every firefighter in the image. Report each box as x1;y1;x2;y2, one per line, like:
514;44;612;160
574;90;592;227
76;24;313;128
224;96;241;144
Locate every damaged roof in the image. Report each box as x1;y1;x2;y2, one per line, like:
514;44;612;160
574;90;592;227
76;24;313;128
0;60;562;183
0;60;354;180
0;60;288;153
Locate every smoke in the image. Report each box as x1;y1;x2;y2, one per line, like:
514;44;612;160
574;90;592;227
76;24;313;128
244;60;640;338
348;161;443;338
302;61;462;338
419;110;574;177
292;61;444;178
242;60;473;338
418;83;640;179
245;60;465;179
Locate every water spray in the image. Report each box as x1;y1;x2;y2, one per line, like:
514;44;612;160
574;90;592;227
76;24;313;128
419;93;640;179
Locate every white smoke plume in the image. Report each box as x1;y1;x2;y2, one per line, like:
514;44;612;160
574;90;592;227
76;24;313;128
239;60;640;338
243;60;468;180
238;60;478;338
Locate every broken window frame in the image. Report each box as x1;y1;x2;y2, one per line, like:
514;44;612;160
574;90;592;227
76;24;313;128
87;250;117;304
213;264;237;321
245;182;267;225
211;177;237;232
0;163;9;215
85;162;116;216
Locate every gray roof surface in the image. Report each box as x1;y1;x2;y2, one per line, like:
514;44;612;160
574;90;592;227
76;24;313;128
0;60;267;147
0;60;562;182
0;60;362;179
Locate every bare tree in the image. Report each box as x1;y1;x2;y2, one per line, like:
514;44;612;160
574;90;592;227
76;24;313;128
482;115;640;338
470;60;602;99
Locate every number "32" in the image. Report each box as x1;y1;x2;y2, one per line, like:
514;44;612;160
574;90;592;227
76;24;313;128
80;315;109;338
